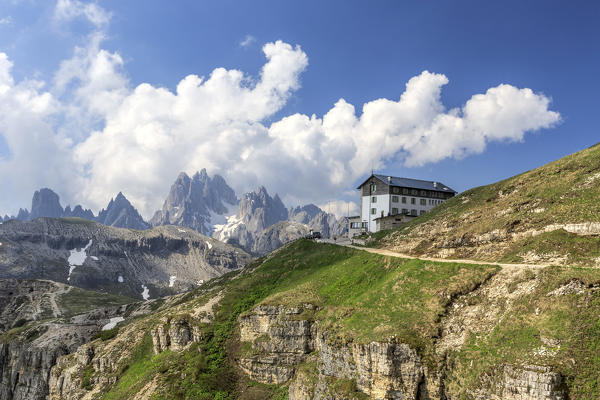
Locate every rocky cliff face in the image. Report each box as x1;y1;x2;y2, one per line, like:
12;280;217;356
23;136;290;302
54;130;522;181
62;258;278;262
0;218;251;300
96;192;149;230
150;170;238;236
0;292;152;400
238;304;567;400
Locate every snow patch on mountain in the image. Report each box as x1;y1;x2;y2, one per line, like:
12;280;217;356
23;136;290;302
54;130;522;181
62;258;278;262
67;239;92;281
141;285;150;300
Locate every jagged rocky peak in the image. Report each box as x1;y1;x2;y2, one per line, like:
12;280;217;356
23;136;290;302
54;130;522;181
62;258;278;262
29;188;64;220
63;204;95;220
150;169;238;235
238;186;288;232
288;204;323;224
97;192;149;230
16;208;30;221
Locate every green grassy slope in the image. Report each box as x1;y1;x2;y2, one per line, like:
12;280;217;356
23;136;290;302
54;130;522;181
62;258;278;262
376;142;600;265
65;240;600;399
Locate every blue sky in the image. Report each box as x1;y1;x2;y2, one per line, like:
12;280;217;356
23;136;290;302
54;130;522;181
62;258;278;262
0;1;598;217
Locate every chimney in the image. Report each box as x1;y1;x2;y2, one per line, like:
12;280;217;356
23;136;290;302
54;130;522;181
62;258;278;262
387;176;392;183
433;182;438;188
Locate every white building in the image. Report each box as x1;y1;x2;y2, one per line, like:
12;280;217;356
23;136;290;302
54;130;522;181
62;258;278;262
357;174;456;232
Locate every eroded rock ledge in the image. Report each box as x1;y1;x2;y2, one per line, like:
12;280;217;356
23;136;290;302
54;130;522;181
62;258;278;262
238;304;567;400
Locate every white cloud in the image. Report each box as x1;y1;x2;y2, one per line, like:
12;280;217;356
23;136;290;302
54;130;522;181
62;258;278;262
0;17;12;26
239;35;256;48
318;200;359;218
54;0;111;28
0;30;560;219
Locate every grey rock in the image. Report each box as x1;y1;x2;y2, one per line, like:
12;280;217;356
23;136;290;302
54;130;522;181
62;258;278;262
29;188;64;220
96;192;149;230
16;208;29;221
0;218;251;299
214;186;288;253
252;221;310;255
63;205;95;221
150;170;237;236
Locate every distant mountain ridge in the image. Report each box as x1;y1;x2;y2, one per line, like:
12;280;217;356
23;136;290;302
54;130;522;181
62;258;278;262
1;172;349;252
0;189;148;230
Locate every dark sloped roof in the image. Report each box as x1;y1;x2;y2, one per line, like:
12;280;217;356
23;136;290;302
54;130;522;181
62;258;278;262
357;174;456;193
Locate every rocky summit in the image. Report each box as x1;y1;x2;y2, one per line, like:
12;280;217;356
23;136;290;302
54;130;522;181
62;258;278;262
150;169;238;236
96;192;149;230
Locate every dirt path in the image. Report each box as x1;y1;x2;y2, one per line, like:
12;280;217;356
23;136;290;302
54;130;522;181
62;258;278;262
342;244;549;271
192;291;224;323
47;284;72;318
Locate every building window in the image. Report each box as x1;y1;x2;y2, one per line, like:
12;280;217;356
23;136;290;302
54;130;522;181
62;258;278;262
393;187;399;194
411;189;418;195
402;208;408;214
371;196;377;203
402;196;406;204
420;210;426;215
411;209;417;216
392;195;399;203
350;222;361;229
371;208;377;215
420;190;426;196
420;199;426;206
361;222;368;228
370;184;376;192
402;188;408;194
411;198;416;205
392;207;398;215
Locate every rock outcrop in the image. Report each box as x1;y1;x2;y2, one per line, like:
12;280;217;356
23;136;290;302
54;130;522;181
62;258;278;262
502;365;567;400
0;299;143;400
150;316;203;354
239;304;567;400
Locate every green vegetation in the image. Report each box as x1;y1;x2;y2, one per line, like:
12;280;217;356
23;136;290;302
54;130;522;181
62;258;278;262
58;287;135;317
259;242;497;353
446;266;600;399
93;327;119;341
95;240;497;398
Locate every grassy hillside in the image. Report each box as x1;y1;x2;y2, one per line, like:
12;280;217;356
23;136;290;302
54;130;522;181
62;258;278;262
376;142;600;266
58;240;600;399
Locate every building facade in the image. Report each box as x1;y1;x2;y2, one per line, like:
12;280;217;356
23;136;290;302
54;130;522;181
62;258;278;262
357;174;456;232
347;215;365;238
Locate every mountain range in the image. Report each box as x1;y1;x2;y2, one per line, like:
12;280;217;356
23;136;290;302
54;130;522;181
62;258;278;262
1;170;348;255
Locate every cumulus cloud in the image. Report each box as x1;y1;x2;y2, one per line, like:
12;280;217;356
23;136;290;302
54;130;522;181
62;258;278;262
54;0;111;28
0;6;560;218
239;35;256;48
0;17;12;26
